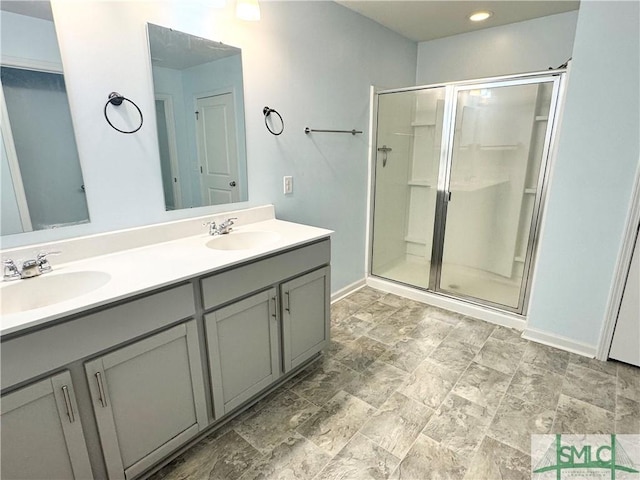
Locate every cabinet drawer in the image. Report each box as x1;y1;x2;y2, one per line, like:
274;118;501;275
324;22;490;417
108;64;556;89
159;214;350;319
2;284;195;390
201;239;330;310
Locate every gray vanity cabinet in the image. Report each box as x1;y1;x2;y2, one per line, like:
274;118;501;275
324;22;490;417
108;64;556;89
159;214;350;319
85;321;208;480
205;288;281;415
281;266;330;372
0;371;93;480
202;240;331;418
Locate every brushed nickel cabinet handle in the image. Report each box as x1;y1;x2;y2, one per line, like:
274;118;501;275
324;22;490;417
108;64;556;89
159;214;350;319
271;296;277;318
95;372;107;408
285;291;291;313
61;385;75;423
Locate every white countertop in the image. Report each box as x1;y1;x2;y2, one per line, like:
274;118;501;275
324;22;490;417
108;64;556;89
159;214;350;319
0;218;332;336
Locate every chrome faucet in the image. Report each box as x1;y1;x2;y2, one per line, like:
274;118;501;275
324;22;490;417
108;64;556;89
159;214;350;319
3;260;20;281
2;251;61;281
203;217;238;236
217;217;237;235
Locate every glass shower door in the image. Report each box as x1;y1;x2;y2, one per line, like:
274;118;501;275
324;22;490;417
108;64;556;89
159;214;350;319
370;87;446;289
437;79;558;310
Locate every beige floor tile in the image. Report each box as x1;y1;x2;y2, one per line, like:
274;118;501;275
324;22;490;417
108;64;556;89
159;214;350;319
463;436;531;480
507;362;564;409
360;392;434;459
390;434;467;480
552;394;615;434
522;342;570;375
296;391;375;456
334;335;388;372
398;359;458;409
488;394;555;454
562;363;616;412
616;396;640;434
148;430;260;480
289;358;358;406
618;362;640;402
452;361;511;414
422;393;491;459
235;391;319;454
316;433;400;480
474;337;525;375
344;360;408;408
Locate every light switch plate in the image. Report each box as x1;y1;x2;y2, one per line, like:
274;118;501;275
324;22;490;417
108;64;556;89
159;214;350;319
283;176;293;194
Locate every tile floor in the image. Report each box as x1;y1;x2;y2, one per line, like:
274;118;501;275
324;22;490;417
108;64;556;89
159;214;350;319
149;287;640;480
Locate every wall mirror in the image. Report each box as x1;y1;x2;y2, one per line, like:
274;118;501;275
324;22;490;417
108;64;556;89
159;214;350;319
0;1;89;236
147;23;248;211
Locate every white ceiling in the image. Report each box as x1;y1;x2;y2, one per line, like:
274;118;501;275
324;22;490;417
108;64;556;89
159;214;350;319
336;1;580;42
0;1;580;45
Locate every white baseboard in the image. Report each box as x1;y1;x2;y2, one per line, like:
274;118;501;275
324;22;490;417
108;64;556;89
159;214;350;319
522;327;596;358
366;277;526;331
331;278;366;303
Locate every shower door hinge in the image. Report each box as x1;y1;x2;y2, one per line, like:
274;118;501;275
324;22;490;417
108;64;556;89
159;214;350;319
195;111;199;120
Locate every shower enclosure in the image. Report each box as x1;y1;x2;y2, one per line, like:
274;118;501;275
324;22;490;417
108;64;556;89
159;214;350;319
369;71;564;314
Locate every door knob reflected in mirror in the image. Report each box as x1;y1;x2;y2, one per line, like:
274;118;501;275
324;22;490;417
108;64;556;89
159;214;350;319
229;181;237;187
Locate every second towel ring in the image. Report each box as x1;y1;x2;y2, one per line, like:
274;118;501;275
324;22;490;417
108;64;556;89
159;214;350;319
104;92;143;134
263;106;284;136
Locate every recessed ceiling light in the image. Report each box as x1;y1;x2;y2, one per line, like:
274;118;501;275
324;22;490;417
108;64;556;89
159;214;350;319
469;11;493;22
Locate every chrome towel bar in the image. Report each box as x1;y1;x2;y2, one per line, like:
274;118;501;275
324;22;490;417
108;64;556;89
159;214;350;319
304;127;362;135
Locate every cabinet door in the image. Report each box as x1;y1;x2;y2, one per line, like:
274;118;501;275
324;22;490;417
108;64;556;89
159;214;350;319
85;321;207;480
206;288;280;416
1;371;93;479
281;267;330;373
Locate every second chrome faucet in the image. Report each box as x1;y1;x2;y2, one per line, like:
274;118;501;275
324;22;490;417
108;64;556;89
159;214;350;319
204;217;238;236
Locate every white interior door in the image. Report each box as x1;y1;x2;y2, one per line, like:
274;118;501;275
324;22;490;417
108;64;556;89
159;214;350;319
195;92;239;205
609;226;640;367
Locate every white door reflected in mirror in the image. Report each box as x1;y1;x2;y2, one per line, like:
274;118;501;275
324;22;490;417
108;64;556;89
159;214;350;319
147;23;248;211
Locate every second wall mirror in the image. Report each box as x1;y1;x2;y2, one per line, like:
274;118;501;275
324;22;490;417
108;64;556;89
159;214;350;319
147;23;248;211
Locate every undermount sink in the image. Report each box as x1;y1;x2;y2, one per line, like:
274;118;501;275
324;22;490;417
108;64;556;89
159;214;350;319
0;271;111;315
206;231;281;251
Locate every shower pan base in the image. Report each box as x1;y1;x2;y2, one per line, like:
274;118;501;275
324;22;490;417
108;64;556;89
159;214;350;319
366;274;526;331
376;256;521;307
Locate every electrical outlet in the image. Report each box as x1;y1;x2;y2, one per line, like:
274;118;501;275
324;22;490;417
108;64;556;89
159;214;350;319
283;176;293;194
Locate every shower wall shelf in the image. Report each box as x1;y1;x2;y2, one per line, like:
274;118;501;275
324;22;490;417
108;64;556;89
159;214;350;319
449;179;509;192
404;236;428;245
457;144;520;151
408;180;432;187
535;116;549;121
